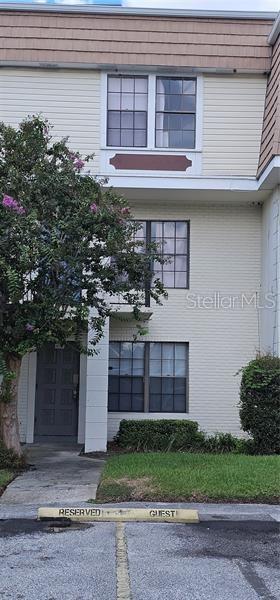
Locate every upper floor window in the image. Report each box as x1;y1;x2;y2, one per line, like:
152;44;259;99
107;75;148;147
151;220;189;288
106;74;197;150
111;220;189;298
135;220;189;289
156;77;196;149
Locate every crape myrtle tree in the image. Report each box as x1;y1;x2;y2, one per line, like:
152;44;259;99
0;116;166;455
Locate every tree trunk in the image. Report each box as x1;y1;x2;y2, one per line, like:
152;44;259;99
0;355;23;456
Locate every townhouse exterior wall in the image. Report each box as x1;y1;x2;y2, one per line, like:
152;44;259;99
202;75;267;176
0;68;101;175
260;187;280;355
0;10;273;72
0;68;268;180
258;32;280;176
16;201;262;444
108;201;262;440
0;8;278;449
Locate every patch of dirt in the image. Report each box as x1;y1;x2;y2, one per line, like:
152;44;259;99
118;477;158;499
96;476;158;502
82;442;132;460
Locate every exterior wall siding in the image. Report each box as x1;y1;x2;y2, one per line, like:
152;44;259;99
0;68;100;174
203;75;267;176
0;11;273;72
260;187;280;355
258;33;280;176
0;69;268;179
108;202;261;440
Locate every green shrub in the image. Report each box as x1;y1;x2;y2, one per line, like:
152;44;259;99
0;439;25;470
116;419;205;451
239;354;280;454
203;433;255;455
204;433;241;453
234;438;256;455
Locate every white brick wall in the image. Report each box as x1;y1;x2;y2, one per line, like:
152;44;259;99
108;201;262;439
16;201;262;443
260;187;280;356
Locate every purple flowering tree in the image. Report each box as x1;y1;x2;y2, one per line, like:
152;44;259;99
0;116;165;455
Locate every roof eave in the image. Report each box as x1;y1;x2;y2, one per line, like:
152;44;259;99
268;12;280;44
0;4;277;20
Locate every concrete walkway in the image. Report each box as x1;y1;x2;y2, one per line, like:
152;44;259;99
0;444;105;506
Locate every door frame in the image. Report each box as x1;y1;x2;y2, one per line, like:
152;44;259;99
24;347;87;444
34;344;80;440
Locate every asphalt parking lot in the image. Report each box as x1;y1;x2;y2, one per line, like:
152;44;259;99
0;518;279;600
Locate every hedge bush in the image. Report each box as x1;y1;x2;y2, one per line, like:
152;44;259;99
203;433;255;455
116;419;205;451
239;354;280;454
0;439;25;470
115;421;257;454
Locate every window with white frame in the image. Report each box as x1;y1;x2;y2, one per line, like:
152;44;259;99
107;75;148;147
108;341;188;413
106;74;197;150
155;77;196;149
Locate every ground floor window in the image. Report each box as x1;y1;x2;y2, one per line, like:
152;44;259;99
108;341;188;412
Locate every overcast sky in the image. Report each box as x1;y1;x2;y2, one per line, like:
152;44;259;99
124;0;279;10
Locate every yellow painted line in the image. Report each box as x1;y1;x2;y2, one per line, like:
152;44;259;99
116;523;132;600
38;507;199;523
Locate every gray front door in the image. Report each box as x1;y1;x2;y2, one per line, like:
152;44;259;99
35;343;80;439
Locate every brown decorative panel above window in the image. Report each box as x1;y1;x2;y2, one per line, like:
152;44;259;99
109;154;192;171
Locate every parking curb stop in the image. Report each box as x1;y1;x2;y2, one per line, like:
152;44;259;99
38;506;199;523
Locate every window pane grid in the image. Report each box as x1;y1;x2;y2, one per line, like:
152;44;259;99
149;379;186;413
151;221;189;289
156;77;196;149
109;342;188;413
107;75;148;148
149;342;187;413
108;342;145;412
149;342;187;377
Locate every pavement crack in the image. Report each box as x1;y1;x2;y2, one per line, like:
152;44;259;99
115;523;132;600
235;559;278;600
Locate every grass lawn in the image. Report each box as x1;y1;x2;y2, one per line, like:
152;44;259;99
0;469;14;496
96;452;280;504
